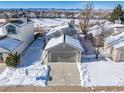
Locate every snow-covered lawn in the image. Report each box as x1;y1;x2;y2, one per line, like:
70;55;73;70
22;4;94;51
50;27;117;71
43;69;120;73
0;64;50;86
78;58;124;87
0;37;50;87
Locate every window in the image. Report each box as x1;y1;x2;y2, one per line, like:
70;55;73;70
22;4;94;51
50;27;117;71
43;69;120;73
6;25;17;34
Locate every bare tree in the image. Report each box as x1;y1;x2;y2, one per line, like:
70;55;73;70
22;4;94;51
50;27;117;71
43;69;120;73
79;2;94;35
95;21;107;59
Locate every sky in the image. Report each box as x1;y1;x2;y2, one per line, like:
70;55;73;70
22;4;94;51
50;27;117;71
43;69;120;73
0;1;124;9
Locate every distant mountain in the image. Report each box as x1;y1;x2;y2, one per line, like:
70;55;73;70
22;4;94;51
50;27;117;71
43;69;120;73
0;8;112;13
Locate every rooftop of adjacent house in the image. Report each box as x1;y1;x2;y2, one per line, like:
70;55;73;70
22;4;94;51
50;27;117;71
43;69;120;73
112;24;124;28
46;24;69;36
0;37;22;51
88;21;113;36
105;32;124;44
105;31;124;49
46;22;78;37
112;40;124;49
45;34;84;51
0;18;32;27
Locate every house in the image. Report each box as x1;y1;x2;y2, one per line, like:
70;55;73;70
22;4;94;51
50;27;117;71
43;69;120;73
88;21;114;37
112;24;124;35
45;20;79;43
0;18;34;63
104;32;124;62
111;40;124;62
43;35;84;63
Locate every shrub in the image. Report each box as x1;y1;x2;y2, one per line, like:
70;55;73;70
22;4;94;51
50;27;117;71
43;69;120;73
5;52;20;67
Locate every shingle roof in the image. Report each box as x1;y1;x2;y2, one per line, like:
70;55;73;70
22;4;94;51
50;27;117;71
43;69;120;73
45;35;84;51
0;37;22;51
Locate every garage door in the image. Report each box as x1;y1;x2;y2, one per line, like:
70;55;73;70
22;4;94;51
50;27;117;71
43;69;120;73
51;53;77;62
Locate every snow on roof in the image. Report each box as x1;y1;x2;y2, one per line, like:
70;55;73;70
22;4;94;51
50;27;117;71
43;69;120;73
112;24;124;28
45;35;63;50
0;37;22;51
46;24;68;36
105;31;124;48
103;22;113;30
88;21;113;36
89;25;100;31
113;40;124;49
105;32;124;44
88;27;102;36
45;35;84;51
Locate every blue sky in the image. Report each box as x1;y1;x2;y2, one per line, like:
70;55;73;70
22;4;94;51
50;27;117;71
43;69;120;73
0;1;124;9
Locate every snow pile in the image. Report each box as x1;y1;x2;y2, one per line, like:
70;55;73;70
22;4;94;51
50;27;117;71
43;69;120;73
77;63;91;87
0;64;50;86
78;60;124;87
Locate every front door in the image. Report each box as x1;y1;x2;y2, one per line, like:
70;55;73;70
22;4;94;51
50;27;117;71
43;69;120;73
0;53;4;63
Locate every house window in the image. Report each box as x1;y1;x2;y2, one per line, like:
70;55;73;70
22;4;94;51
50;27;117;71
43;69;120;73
0;53;3;61
6;25;17;34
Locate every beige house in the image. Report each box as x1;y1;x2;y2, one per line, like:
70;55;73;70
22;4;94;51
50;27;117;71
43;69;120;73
104;31;124;62
43;35;84;63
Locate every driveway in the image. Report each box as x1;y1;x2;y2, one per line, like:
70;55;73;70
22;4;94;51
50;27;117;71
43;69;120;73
47;62;80;86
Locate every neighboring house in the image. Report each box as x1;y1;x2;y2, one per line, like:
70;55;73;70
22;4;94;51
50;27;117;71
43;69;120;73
112;24;124;35
43;35;84;63
88;21;114;37
111;40;124;62
104;32;124;62
0;18;34;63
45;20;79;43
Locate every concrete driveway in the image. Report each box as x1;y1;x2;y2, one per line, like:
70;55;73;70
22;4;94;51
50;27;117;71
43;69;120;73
47;62;80;86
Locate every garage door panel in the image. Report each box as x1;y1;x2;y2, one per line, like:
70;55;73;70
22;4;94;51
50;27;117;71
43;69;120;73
51;53;76;62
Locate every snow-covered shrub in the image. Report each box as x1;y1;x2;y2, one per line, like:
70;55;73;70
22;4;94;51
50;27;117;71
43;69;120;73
5;52;20;67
